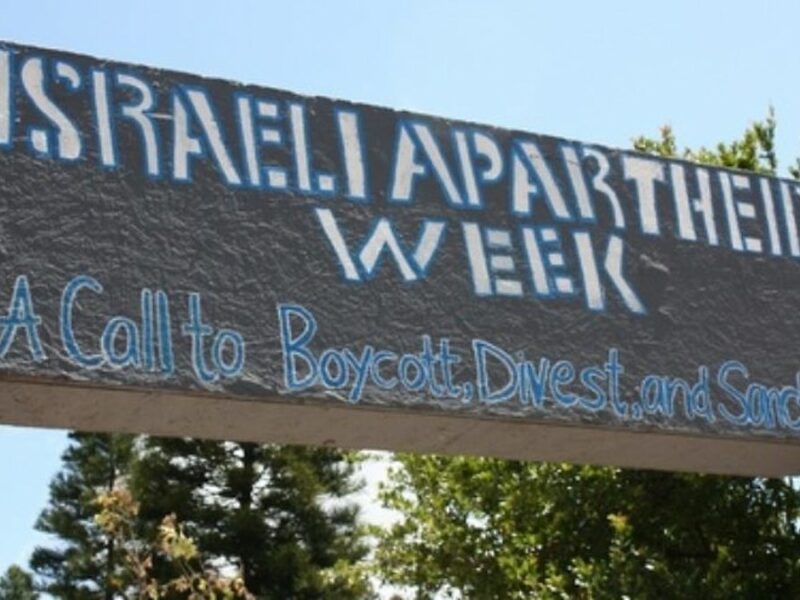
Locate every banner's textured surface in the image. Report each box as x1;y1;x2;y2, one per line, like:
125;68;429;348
1;41;799;459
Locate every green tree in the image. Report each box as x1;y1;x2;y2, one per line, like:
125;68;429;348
0;565;38;600
377;458;800;599
632;107;778;174
375;112;800;599
29;433;372;599
30;433;135;599
131;438;373;599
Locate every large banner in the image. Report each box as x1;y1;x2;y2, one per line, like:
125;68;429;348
1;41;799;475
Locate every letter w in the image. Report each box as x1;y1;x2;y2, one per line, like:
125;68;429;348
315;208;446;282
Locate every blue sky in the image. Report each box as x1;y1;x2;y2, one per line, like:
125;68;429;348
1;0;800;581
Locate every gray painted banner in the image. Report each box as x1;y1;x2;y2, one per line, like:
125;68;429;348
1;41;799;475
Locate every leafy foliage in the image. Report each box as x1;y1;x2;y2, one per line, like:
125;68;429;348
30;433;134;599
131;439;372;599
93;488;253;599
29;433;373;599
633;107;779;175
0;565;38;600
377;456;800;599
